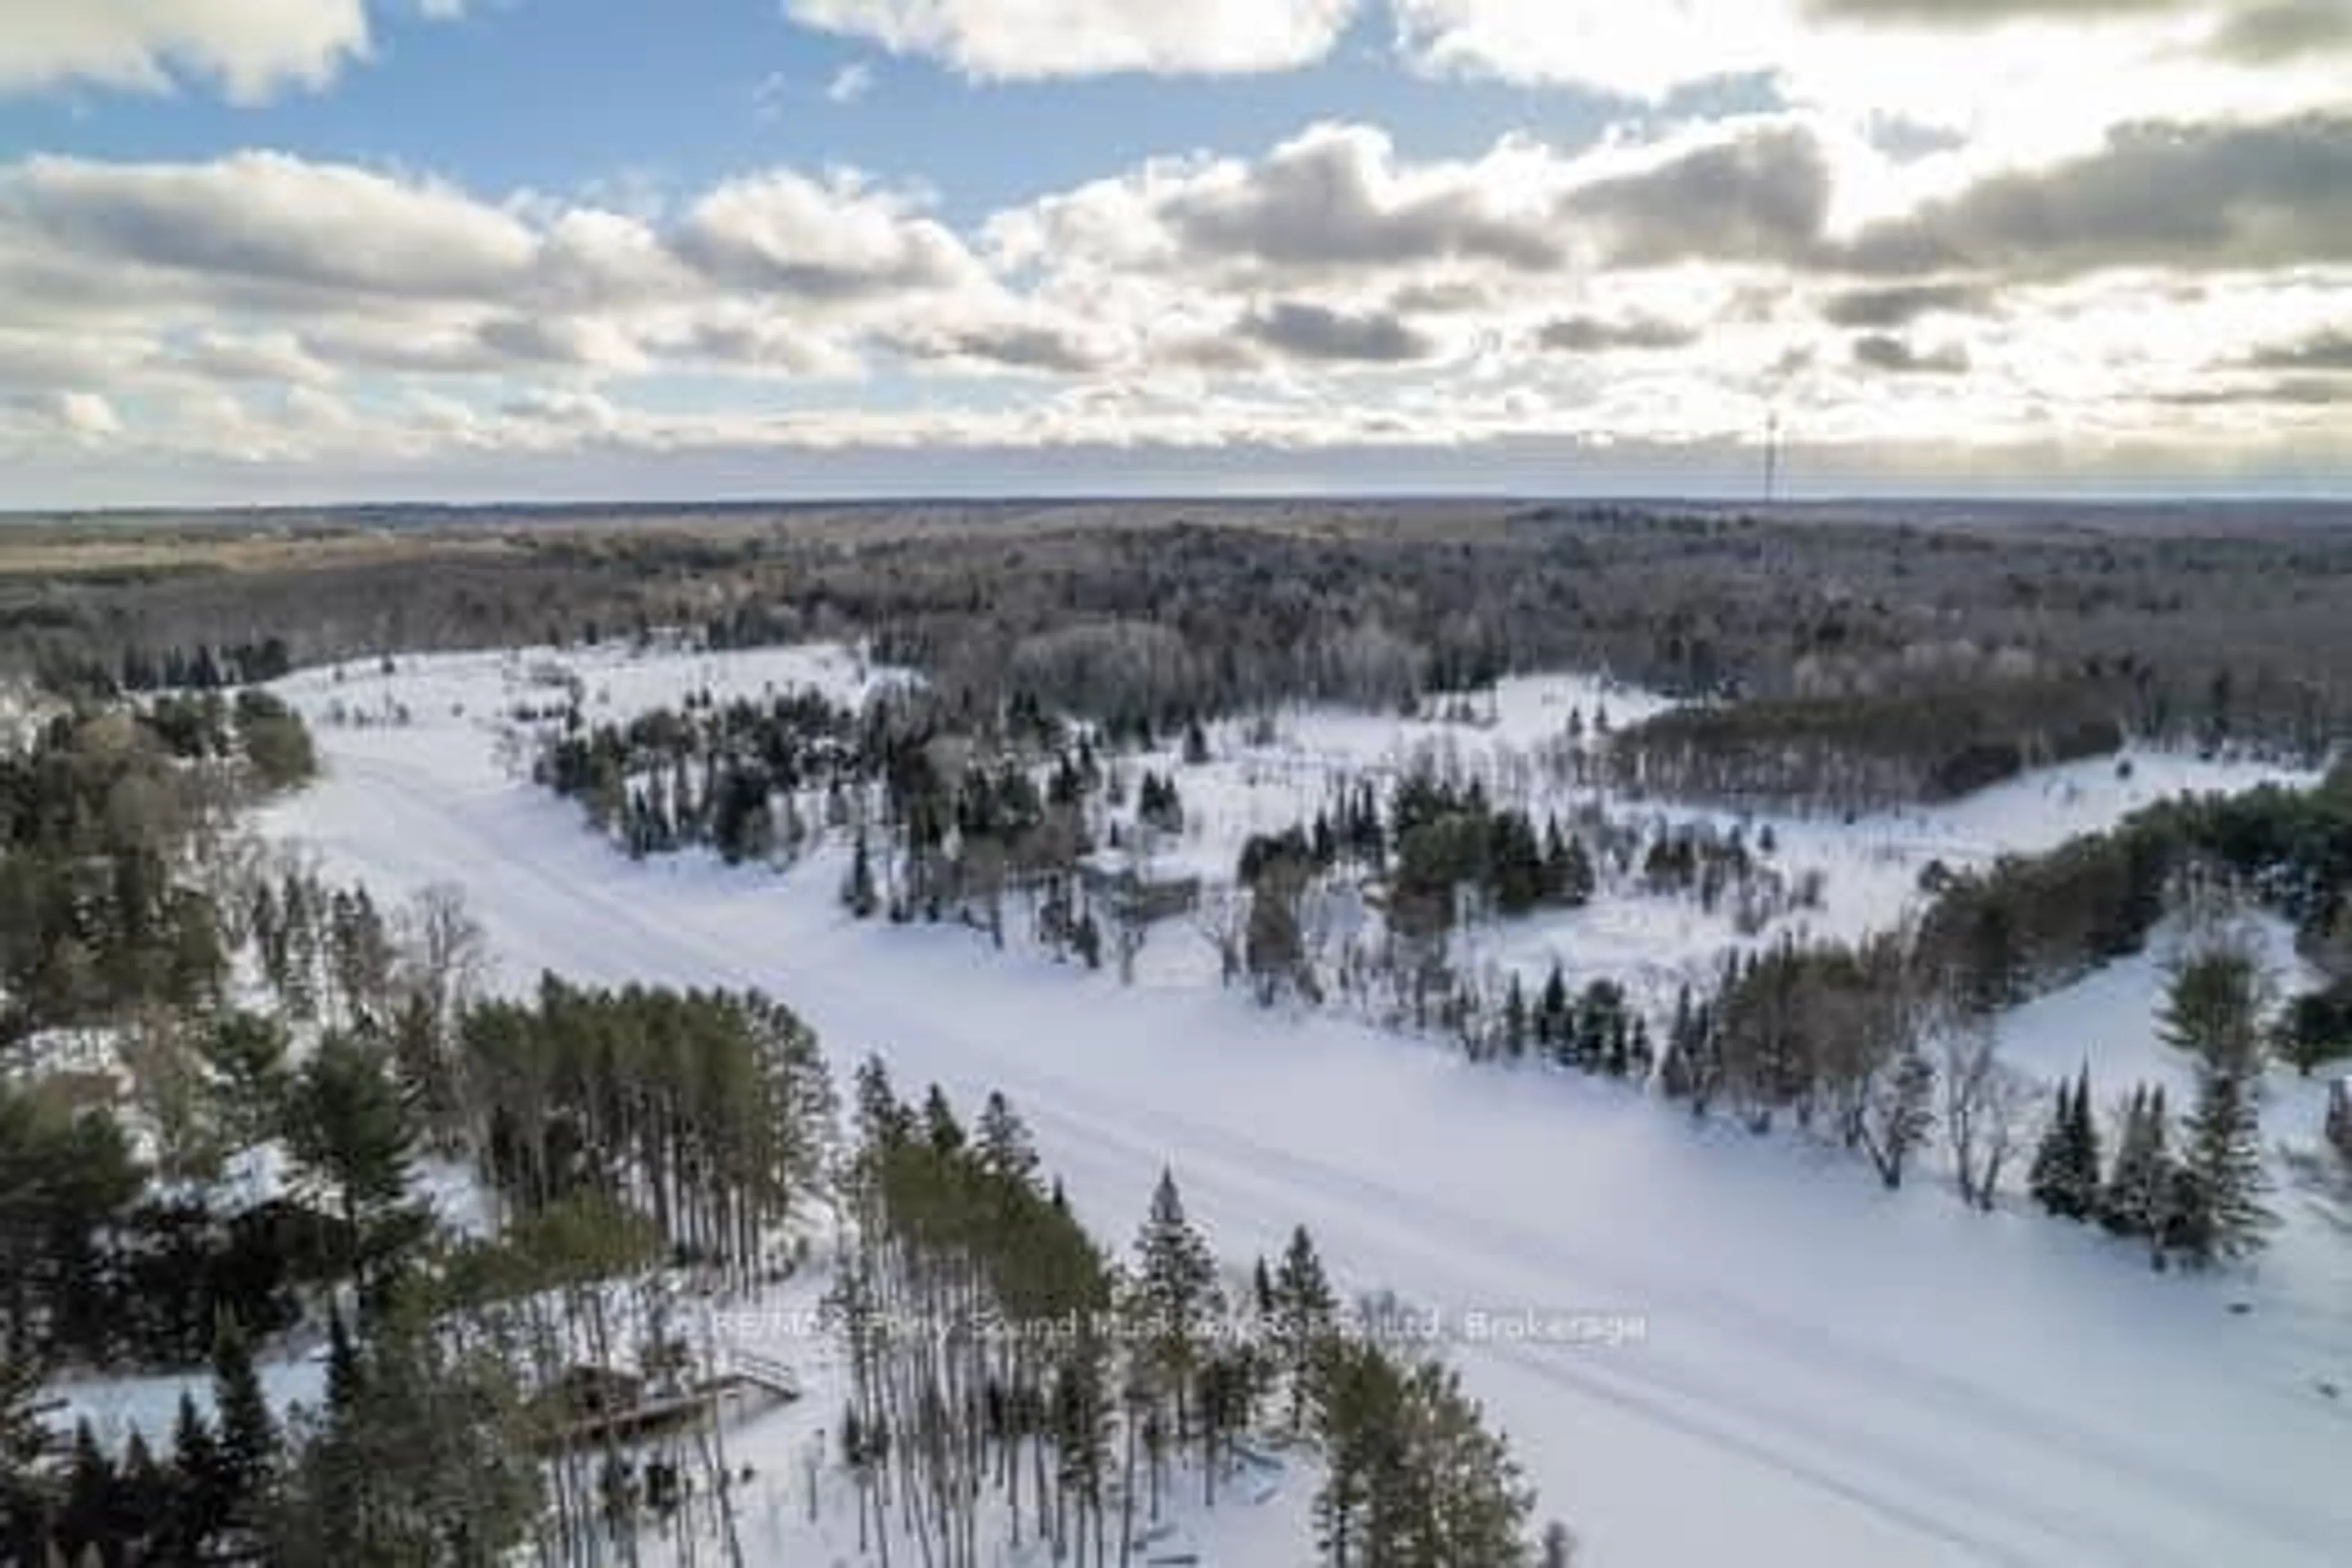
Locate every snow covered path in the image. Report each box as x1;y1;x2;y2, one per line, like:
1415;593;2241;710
267;728;2352;1567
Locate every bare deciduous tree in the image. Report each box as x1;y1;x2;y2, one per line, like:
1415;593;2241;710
1942;1018;2043;1210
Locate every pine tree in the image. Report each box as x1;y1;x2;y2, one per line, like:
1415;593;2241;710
1131;1170;1224;1447
1502;975;1528;1061
2103;1084;2179;1264
1537;963;1569;1052
976;1090;1041;1191
921;1083;965;1155
2159;947;2266;1068
324;1308;365;1423
2172;1050;2275;1268
211;1311;279;1550
2029;1077;2076;1217
2060;1065;2103;1221
284;1031;418;1296
170;1390;226;1561
1271;1225;1338;1432
842;827;878;918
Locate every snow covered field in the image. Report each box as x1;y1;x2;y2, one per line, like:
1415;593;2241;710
258;643;2352;1567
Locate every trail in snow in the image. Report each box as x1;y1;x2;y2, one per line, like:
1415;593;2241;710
263;723;2352;1567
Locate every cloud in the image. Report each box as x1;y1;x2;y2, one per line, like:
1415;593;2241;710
50;390;123;437
1569;123;1833;267
1820;282;1993;327
0;146;992;395
1536;314;1700;352
473;315;650;374
676;169;982;299
784;0;1357;78
0;1;469;103
2211;0;2352;62
169;328;339;384
2245;328;2352;371
1852;333;1970;374
1390;1;2352;160
2;113;2345;492
1162;124;1564;276
1841;115;2352;277
4;151;538;303
827;61;876;102
2158;376;2348;407
1800;0;2188;22
1240;300;1436;362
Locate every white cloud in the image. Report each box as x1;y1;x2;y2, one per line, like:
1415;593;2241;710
827;61;876;103
677;168;983;300
0;1;467;103
0;113;2344;492
1392;1;2352;160
4;151;539;303
785;0;1359;78
53;390;122;437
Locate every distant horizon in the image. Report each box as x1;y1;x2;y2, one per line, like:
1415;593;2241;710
10;488;2352;526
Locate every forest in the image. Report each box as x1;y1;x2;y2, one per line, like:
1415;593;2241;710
11;501;2352;804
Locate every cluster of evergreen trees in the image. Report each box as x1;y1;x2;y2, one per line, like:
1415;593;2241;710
2022;949;2277;1269
1493;968;1653;1077
1385;774;1596;937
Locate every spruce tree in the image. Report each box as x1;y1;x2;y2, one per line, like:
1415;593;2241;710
2029;1077;2077;1217
976;1090;1041;1191
2101;1085;2154;1235
1132;1170;1224;1443
211;1311;279;1548
1272;1225;1338;1431
58;1420;113;1566
2173;1050;2275;1268
170;1390;226;1560
2062;1065;2103;1220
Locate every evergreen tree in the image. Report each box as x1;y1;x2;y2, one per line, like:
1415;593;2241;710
842;827;878;919
921;1082;965;1155
1271;1225;1338;1432
2172;1049;2275;1268
57;1420;114;1567
1537;963;1570;1051
2101;1084;2179;1262
2159;946;2263;1063
975;1090;1041;1191
323;1308;365;1423
284;1031;418;1295
1502;975;1529;1061
2060;1066;2103;1220
2029;1077;2077;1217
170;1390;227;1561
1131;1170;1224;1443
211;1311;279;1539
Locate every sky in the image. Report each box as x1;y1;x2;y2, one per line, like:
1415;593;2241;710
0;1;2348;507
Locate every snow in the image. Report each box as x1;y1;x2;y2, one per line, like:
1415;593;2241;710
242;643;2352;1567
48;1354;326;1453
